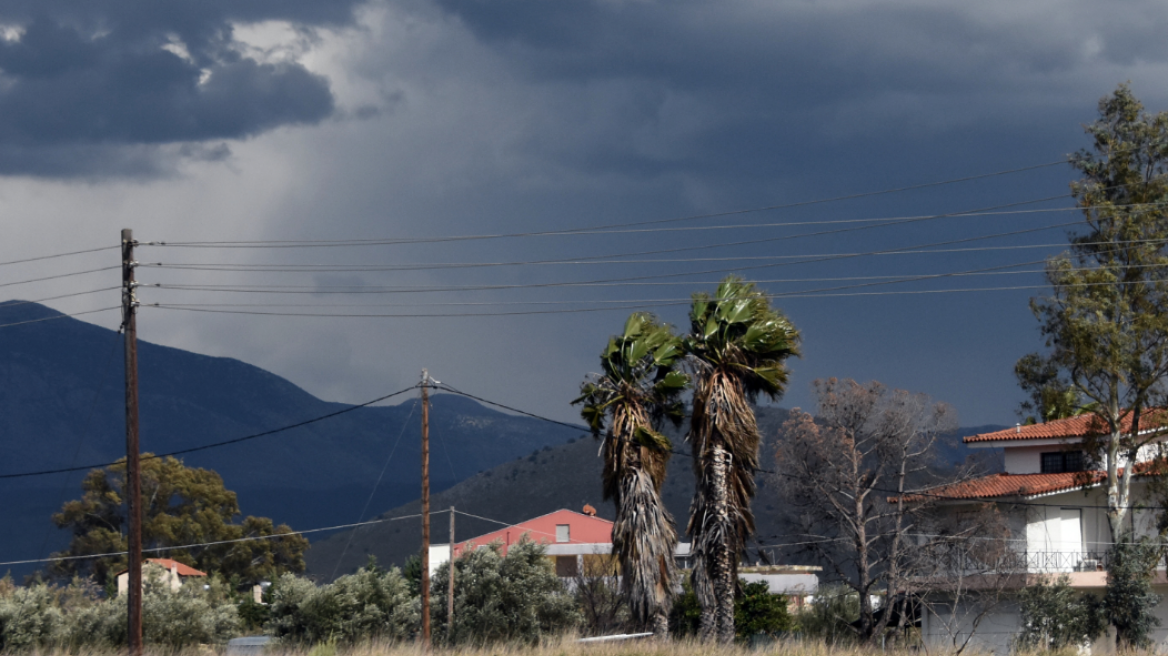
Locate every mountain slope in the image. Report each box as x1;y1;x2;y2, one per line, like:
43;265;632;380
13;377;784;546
0;302;578;576
306;407;1001;580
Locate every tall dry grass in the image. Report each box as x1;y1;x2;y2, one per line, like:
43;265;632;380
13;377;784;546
17;636;1013;656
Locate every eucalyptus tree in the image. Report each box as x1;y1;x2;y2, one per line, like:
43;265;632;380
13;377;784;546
1021;84;1168;542
684;276;800;642
574;313;689;635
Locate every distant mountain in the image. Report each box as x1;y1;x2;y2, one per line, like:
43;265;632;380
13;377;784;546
0;302;578;578
306;406;998;580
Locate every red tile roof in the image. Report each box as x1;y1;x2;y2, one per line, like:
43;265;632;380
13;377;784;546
924;459;1167;501
964;411;1168;444
115;558;207;578
922;472;1105;500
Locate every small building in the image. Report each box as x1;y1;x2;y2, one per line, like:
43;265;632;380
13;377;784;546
455;508;615;577
739;565;821;610
115;558;207;596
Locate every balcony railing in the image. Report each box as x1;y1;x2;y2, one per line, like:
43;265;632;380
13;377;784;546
935;550;1109;575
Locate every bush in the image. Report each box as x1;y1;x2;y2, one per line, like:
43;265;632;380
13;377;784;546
735;580;793;639
0;582;66;650
266;563;416;644
1105;535;1161;649
1016;574;1106;651
67;575;240;648
430;538;581;645
669;578;702;638
794;584;859;644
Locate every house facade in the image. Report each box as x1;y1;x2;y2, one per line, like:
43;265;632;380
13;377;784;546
922;415;1168;654
115;558;207;596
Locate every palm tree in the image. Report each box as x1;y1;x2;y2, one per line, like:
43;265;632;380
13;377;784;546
684;276;800;642
574;313;689;635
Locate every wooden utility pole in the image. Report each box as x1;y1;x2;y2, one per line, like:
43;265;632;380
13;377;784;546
121;229;143;656
447;505;455;639
420;370;431;645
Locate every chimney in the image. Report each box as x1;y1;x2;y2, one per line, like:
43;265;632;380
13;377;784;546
1016;423;1021;434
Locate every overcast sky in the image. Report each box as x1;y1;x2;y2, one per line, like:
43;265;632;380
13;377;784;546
3;0;1168;429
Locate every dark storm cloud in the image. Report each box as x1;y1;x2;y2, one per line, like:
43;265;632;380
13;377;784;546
414;0;1168;195
0;0;361;177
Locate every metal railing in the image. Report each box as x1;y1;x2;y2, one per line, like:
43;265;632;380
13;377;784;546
934;549;1109;575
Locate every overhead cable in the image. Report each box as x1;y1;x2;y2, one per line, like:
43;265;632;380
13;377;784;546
0;265;120;289
0;514;426;567
142;220;1083;297
0;384;421;480
0;245;119;268
0;306;120;330
142;160;1070;248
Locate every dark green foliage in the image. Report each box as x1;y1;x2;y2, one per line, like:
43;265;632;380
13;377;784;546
793;584;860;644
1016;574;1106;650
734;581;792;639
51;456;308;586
669;579;703;637
236;596;271;632
266;563;416;644
670;579;793;641
1105;535;1161;649
430;539;581;645
403;553;423;596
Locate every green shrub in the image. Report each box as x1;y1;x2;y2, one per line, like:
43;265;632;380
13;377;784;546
430;538;581;645
669;577;793;640
266;563;416;644
794;583;859;644
0;583;66;650
1105;535;1161;650
66;576;240;648
1015;574;1106;651
668;578;702;638
735;580;793;639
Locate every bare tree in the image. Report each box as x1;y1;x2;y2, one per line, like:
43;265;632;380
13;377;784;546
776;379;961;644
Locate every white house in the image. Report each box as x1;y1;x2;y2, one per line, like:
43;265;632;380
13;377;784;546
921;414;1168;654
115;558;207;596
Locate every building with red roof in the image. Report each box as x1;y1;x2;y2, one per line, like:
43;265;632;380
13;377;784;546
919;413;1168;654
115;558;207;596
454;508;616;577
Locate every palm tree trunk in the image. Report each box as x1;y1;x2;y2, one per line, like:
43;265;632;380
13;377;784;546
692;442;736;642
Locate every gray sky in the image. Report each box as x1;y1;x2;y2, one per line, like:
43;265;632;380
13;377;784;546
3;0;1168;427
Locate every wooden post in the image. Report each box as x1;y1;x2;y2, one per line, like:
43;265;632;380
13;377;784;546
420;370;431;645
121;229;143;656
447;505;455;639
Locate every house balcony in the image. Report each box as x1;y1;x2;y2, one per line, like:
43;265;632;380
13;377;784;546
938;549;1109;576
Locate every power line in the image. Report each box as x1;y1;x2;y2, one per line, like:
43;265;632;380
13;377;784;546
427;383;1168;514
0;513;427;568
140;219;1082;298
142;279;1168;319
0;245;119;268
137;258;1168;308
0;384;421;480
142;160;1070;249
142;196;1072;276
131;238;1166;283
330;399;419;581
0;306;120;330
132;201;1168;275
0;265;120;289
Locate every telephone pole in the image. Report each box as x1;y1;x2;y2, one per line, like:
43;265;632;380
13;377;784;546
420;370;431;646
447;505;455;639
121;229;143;656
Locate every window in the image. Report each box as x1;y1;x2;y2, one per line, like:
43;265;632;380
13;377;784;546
556;524;570;543
1041;451;1086;474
